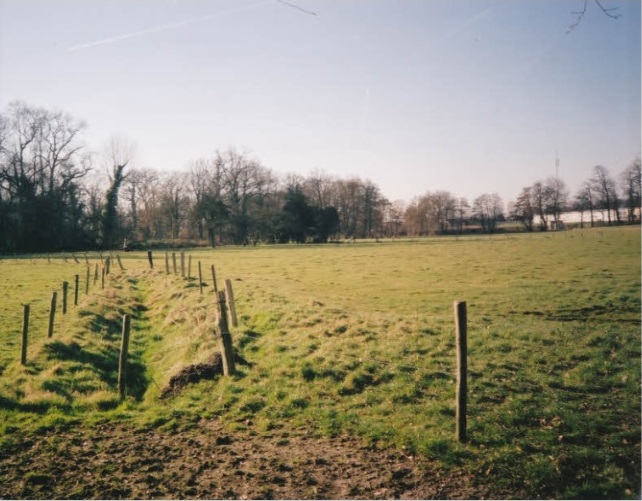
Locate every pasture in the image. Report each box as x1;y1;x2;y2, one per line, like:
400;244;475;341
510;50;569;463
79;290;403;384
0;227;640;498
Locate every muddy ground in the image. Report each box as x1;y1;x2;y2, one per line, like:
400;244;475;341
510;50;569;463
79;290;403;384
0;418;511;499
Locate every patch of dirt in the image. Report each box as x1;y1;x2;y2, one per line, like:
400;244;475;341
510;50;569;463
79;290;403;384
0;419;511;499
160;354;224;399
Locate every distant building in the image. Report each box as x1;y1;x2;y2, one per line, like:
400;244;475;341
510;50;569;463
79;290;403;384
533;208;635;229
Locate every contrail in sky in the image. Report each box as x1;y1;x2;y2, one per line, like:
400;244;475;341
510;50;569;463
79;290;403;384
67;0;271;52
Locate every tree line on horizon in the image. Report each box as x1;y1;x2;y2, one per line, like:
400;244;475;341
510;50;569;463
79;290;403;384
0;102;640;253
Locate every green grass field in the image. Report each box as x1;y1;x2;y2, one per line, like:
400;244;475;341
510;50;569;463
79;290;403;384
0;227;640;498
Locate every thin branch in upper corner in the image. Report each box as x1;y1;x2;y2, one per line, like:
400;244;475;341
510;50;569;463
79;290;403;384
593;0;621;19
567;0;620;34
276;0;317;16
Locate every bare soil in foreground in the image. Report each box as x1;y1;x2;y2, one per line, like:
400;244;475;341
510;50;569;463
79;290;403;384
0;419;511;500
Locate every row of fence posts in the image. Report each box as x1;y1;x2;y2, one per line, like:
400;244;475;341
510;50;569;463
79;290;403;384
20;251;467;438
115;251;238;398
19;254;126;366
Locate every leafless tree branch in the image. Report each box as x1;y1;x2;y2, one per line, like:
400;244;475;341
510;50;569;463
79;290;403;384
277;0;317;16
567;0;620;34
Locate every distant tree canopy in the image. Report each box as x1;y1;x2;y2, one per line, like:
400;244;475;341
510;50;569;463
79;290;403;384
0;101;639;253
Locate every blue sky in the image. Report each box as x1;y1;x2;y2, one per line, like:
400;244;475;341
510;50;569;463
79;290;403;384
0;0;639;205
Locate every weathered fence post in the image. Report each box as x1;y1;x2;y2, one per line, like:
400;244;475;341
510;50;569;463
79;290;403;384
105;257;111;275
94;263;99;285
62;281;69;314
101;267;105;290
180;252;185;277
225;279;238;327
211;265;218;293
454;300;467;443
118;314;131;400
84;252;89;265
48;292;57;338
216;291;235;376
117;255;124;271
188;255;192;279
165;252;170;274
147;250;154;269
172;252;177;274
198;261;203;294
72;253;80;264
74;274;79;306
85;266;90;294
20;304;30;365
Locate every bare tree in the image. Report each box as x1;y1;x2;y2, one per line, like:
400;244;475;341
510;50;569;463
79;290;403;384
473;193;504;233
590;165;619;225
510;186;536;231
574;181;597;228
544;177;569;228
620;157;641;223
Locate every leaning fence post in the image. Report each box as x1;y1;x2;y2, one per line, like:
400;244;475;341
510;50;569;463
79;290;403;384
117;255;124;271
62;281;69;314
198;261;203;294
48;292;57;338
225;279;238;327
211;265;218;293
20;304;30;365
216;291;236;376
85;266;90;294
118;314;131;400
147;250;154;269
74;274;79;306
454;300;468;443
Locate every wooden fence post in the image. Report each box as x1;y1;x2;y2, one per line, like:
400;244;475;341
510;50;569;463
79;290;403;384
188;255;192;279
74;274;79;306
165;252;169;274
62;281;69;314
118;314;131;400
211;265;218;293
180;252;185;277
85;266;90;294
172;252;177;275
224;279;238;327
117;255;124;271
105;257;111;275
216;291;236;376
72;253;80;264
198;261;203;294
147;250;154;269
84;252;89;265
454;300;468;443
101;267;105;290
48;292;57;338
20;304;30;365
94;263;99;285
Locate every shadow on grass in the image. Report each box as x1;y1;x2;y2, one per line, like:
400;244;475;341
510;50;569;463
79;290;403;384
43;341;148;400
